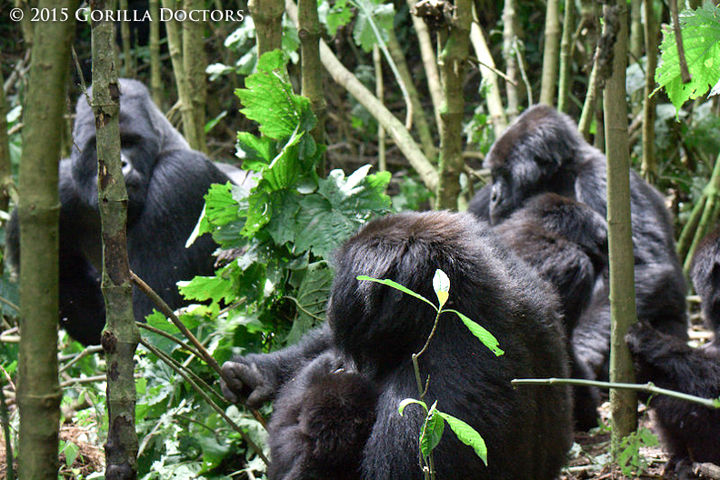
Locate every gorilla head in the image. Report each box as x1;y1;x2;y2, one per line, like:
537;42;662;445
484;105;587;224
70;79;190;218
7;79;243;345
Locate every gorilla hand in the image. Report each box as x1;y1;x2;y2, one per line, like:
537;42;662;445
221;359;279;408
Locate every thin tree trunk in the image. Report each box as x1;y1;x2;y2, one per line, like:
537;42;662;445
374;45;386;172
502;0;520;120
678;153;720;272
149;0;163;107
387;26;436;160
17;0;76;477
470;21;508;136
161;0;198;150
285;0;437;191
436;0;471;210
119;0;135;77
407;0;443;129
250;0;285;56
91;1;140;478
298;0;327;174
557;0;576;113
641;0;658;183
602;0;638;450
629;0;643;63
540;0;561;106
182;0;207;152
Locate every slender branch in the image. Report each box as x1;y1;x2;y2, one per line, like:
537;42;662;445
130;272;267;428
140;339;270;465
512;378;720;409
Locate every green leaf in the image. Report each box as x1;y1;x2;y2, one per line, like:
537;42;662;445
357;276;438;311
285;262;333;344
436;411;488;465
62;440;80;467
420;402;445;457
235;51;316;140
326;0;353;36
352;0;395;52
433;269;450;309
236;131;273;170
265;189;302;246
293;166;391;258
179;274;237;305
445;309;504;356
398;398;428;416
655;3;720;114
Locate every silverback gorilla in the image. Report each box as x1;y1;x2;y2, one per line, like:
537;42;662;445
6;79;249;345
469;105;687;379
221;211;573;479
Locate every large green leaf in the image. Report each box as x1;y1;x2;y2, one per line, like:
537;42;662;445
436;411;488;465
235;50;316;140
293;166;391;258
656;3;720;112
445;309;504;357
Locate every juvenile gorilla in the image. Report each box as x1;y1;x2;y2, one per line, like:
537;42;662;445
495;193;608;430
469;105;687;377
222;211;573;479
627;323;720;478
690;225;720;353
6;79;248;345
266;350;378;480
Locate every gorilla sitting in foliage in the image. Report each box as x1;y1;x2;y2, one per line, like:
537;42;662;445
495;192;608;430
469;105;687;379
6;79;250;345
627;322;720;478
222;211;573;479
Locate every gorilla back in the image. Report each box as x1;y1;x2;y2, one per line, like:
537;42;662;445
7;79;237;345
329;211;573;479
468;105;687;374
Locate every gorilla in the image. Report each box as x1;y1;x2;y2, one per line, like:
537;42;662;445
222;211;573;479
469;105;688;377
265;350;378;480
690;224;720;354
626;322;720;478
6;79;250;345
494;193;608;430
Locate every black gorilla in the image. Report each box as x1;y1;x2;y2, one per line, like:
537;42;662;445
495;193;608;430
6;79;247;345
222;211;573;479
690;225;720;354
469;105;687;376
626;322;720;477
266;350;378;480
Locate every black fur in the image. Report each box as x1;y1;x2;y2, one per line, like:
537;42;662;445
6;79;243;345
627;323;720;477
469;105;688;378
495;193;607;430
267;351;377;480
691;225;720;353
222;211;573;479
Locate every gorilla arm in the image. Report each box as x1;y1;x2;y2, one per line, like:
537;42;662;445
221;323;333;408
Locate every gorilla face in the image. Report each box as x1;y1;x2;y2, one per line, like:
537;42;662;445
483;105;583;225
69;80;186;219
